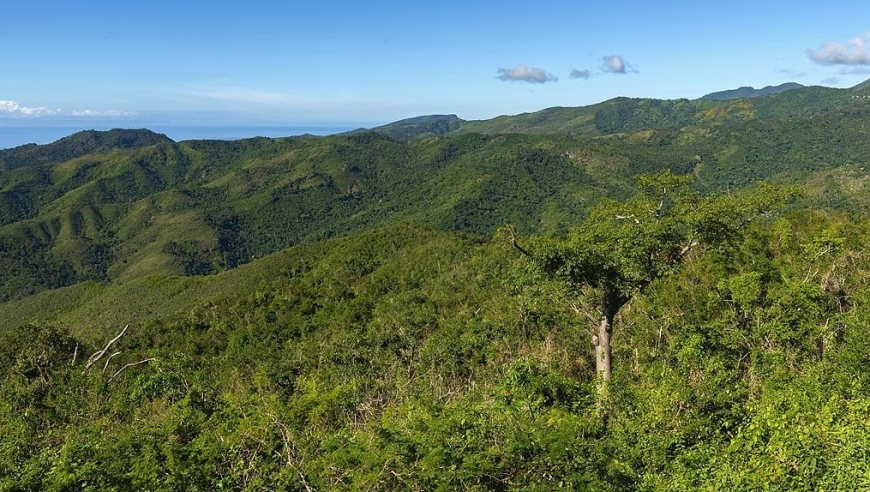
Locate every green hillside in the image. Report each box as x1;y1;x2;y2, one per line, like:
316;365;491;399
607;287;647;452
0;128;173;170
4;206;870;489
0;131;637;301
3;87;870;303
3;85;870;488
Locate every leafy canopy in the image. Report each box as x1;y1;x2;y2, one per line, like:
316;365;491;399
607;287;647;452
511;171;798;306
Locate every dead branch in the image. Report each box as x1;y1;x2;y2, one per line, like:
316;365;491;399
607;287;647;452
678;241;699;260
615;214;640;225
82;324;129;374
37;364;48;384
503;225;532;257
108;358;156;382
72;342;79;365
103;351;122;374
272;416;314;492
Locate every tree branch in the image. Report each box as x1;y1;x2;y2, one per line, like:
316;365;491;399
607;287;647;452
83;324;129;374
615;214;640;225
678;241;700;260
503;225;532;257
102;351;122;374
108;358;156;382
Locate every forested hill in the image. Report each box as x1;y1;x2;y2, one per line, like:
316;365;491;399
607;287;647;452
0;128;173;171
0;131;632;302
853;77;870;92
3;88;870;303
4;190;870;489
368;82;862;138
352;114;464;140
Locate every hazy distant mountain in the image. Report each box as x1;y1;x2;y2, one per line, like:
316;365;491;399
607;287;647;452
700;83;805;101
386;114;463;126
357;114;464;140
853;78;870;92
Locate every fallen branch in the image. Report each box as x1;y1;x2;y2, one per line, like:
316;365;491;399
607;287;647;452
83;324;129;374
108;358;156;382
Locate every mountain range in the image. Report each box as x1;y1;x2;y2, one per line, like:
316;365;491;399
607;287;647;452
362;79;870;139
2;80;870;313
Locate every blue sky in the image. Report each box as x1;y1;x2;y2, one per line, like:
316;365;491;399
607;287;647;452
2;0;869;127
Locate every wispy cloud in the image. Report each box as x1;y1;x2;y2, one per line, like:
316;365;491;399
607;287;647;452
569;69;591;80
0;100;61;117
183;83;297;104
821;77;841;85
840;66;870;75
776;68;807;77
807;33;870;66
496;65;558;84
69;109;137;117
601;55;637;74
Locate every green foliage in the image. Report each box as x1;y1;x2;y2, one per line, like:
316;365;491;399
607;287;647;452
517;173;794;312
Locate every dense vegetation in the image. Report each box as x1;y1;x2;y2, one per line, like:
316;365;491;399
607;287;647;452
4;210;870;490
2;83;870;489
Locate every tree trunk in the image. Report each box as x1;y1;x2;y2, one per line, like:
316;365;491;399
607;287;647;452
593;306;614;393
593;288;625;411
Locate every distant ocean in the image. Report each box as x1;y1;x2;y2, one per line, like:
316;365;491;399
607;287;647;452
0;125;360;150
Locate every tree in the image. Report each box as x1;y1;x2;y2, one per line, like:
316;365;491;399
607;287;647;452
504;171;796;399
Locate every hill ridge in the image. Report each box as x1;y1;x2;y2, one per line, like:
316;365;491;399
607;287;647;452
362;83;852;140
0;128;173;171
699;82;804;101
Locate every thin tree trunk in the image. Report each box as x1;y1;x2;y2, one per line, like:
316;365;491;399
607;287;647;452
593;307;614;397
595;310;613;382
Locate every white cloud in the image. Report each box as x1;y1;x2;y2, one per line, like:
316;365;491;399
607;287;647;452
821;77;841;85
570;68;591;80
0;100;61;117
496;65;558;84
807;33;870;66
0;100;136;119
602;55;636;74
